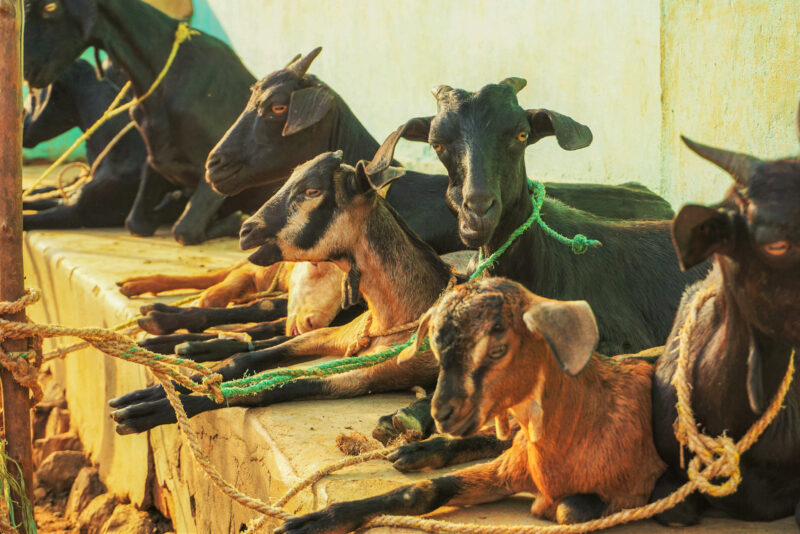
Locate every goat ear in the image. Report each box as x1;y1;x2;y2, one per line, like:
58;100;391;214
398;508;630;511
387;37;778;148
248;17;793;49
671;204;734;270
397;308;435;363
63;0;97;40
522;299;598;376
362;160;406;191
341;264;361;309
366;117;433;176
282;86;335;136
526;109;593;151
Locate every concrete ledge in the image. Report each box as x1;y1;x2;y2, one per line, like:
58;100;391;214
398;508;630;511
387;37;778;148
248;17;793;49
23;228;796;533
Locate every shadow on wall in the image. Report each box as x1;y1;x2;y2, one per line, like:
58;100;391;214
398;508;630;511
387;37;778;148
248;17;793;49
23;0;230;162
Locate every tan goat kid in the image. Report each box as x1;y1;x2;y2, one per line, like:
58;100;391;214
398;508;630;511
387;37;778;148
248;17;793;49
278;277;665;533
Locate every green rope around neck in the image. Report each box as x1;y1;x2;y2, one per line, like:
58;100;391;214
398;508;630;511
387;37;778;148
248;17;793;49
220;179;600;398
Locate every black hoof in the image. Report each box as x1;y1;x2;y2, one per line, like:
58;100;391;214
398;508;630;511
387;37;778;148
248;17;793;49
556;494;605;524
108;384;167;408
386;437;451;473
110;398;177;434
372;395;434;445
139;333;215;355
175;338;251;362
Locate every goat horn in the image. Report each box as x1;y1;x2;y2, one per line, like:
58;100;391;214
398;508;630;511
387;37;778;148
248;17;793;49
431;85;453;100
499;77;527;94
333;149;343;160
681;135;761;186
290;47;323;76
284;53;302;68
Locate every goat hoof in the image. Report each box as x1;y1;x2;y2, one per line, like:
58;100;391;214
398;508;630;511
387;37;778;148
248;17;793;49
108;384;167;409
651;473;702;526
275;504;359;534
556;494;604;524
372;395;434;445
110;399;177;435
386;437;450;473
175;338;250;362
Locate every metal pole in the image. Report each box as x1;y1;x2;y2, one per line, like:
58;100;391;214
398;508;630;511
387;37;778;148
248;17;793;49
0;1;35;532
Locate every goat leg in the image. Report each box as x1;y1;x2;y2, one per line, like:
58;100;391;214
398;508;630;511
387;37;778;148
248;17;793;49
138;333;217;355
276;459;520;534
137;298;287;335
373;394;434;444
175;334;289;363
387;433;513;473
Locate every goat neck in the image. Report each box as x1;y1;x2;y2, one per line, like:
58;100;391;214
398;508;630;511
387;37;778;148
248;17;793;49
92;0;179;97
328;99;381;167
343;200;452;333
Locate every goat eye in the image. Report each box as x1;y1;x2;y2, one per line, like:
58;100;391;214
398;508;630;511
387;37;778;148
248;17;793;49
764;241;789;256
488;344;507;359
431;143;443;153
305;188;322;198
517;131;529;142
271;104;288;114
42;1;58;14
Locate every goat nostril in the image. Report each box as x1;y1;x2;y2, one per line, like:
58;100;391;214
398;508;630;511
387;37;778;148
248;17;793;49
304;316;315;331
239;221;256;240
436;403;454;422
465;197;495;217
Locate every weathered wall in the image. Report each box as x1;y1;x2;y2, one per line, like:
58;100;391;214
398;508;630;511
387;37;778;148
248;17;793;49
660;0;800;205
204;0;800;207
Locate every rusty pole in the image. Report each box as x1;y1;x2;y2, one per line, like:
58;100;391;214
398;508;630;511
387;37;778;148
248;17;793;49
0;0;35;532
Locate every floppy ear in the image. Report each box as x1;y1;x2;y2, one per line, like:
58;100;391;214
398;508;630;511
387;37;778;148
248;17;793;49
397;308;435;363
366;117;433;176
523;299;598;376
63;0;97;40
282;86;335;136
526;109;593;150
671;204;734;270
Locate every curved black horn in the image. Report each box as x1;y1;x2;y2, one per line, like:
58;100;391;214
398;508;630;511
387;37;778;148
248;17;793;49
681;136;762;186
499;77;527;94
290;47;322;76
431;85;453;100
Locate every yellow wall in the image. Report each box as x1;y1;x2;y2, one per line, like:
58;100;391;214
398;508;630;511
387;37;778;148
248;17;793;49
205;0;799;207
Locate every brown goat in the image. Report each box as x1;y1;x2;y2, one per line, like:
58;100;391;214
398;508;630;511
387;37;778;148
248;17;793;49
277;278;665;533
117;260;345;336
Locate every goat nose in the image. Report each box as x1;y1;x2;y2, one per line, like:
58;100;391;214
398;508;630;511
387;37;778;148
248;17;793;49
303;315;316;332
206;153;226;171
464;195;495;217
239;220;258;241
435;402;455;422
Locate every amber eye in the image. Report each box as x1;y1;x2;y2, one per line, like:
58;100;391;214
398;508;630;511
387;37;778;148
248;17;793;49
488;344;508;359
271;104;288;114
431;143;443;153
764;241;789;256
305;188;322;198
517;131;529;142
42;1;58;14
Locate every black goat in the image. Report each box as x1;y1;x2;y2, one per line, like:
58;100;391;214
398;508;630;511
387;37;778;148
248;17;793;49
368;78;704;356
651;134;800;526
206;48;673;254
22;59;182;229
23;0;267;244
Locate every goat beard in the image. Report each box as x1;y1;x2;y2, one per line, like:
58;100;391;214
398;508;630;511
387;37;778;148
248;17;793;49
247;240;284;266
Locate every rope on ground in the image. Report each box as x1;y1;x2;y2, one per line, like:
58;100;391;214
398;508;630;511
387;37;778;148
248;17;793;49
22;22;197;199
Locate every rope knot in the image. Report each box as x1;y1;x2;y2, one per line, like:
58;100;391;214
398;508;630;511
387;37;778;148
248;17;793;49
685;436;742;497
201;372;225;404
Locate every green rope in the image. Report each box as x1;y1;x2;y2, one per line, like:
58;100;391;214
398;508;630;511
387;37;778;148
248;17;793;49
0;440;37;534
219;179;599;399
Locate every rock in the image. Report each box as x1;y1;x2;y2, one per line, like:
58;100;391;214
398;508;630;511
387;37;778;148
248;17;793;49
36;450;88;493
77;493;118;534
100;504;156;534
34;431;83;467
66;467;106;520
45;406;71;437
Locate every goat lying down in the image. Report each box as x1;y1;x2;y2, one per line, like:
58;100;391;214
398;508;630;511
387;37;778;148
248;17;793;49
277;278;666;534
108;152;459;434
651;132;800;526
120;260;346;336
